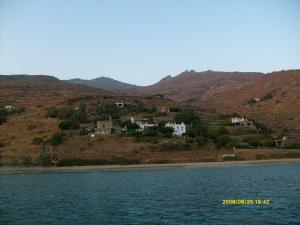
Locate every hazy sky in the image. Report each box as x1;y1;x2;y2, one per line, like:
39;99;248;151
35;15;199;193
0;0;299;85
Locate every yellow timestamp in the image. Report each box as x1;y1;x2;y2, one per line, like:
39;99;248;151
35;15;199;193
222;199;271;205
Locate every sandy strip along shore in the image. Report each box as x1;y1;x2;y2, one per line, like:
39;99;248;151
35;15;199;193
0;158;300;174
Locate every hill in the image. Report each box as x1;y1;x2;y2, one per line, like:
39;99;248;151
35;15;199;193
0;75;110;107
66;76;138;93
131;70;300;135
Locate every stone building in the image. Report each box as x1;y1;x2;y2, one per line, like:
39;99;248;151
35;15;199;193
95;117;113;135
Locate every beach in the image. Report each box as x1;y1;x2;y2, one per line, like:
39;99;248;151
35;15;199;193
1;158;300;174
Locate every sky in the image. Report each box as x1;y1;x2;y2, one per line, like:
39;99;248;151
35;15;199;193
0;0;299;85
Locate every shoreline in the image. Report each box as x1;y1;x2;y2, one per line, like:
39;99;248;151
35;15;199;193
1;158;300;174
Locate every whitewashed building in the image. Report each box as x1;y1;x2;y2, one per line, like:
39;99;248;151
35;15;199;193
130;117;158;131
4;105;15;112
231;117;255;128
115;102;124;107
231;117;245;124
165;122;186;136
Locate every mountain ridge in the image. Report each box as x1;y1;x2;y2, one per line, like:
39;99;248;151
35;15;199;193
66;76;138;92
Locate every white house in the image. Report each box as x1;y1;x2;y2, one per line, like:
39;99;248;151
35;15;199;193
130;117;158;131
165;122;186;136
231;117;245;124
4;105;15;112
231;117;255;128
115;102;124;107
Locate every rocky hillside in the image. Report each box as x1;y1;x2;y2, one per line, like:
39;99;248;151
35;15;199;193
131;70;300;135
66;76;138;93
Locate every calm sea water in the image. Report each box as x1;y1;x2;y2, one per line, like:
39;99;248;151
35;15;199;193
0;163;299;225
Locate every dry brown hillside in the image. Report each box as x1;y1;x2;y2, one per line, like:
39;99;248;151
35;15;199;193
0;75;110;107
0;75;182;166
131;70;300;135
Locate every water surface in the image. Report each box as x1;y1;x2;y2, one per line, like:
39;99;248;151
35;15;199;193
0;162;299;224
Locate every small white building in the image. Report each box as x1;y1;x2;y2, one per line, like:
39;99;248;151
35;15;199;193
4;105;15;112
165;122;186;136
115;102;124;107
130;117;157;131
231;117;255;128
231;117;245;124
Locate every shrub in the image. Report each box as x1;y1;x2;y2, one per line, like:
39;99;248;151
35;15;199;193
247;98;256;105
39;153;52;166
244;136;260;147
261;92;273;101
50;132;64;146
20;156;32;166
57;157;139;167
174;111;197;124
95;103;121;115
32;137;44;145
286;142;300;149
0;115;7;124
256;123;271;134
123;120;139;131
158;126;174;134
219;118;232;126
144;130;158;137
169;107;182;112
217;126;229;135
197;137;208;148
58;120;78;130
214;135;234;149
243;134;274;148
46;107;60;118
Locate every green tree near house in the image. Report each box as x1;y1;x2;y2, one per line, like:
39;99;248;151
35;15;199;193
50;132;64;146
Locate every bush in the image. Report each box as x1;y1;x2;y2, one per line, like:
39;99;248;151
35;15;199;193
122;120;139;131
57;157;139;167
39;153;52;166
197;137;208;148
58;107;76;120
169;107;182;112
46;107;60;118
59;120;78;130
144;130;158;137
261;92;273;101
217;126;229;135
32;137;44;145
20;156;33;166
50;132;64;146
174;111;197;124
256;123;271;134
243;134;274;148
219;118;232;126
0;115;7;124
285;142;300;149
247;98;256;105
214;135;234;149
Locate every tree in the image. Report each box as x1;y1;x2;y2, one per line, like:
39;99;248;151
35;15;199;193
59;120;78;130
122;120;139;130
0;115;7;124
50;132;64;146
215;135;234;149
174;112;193;124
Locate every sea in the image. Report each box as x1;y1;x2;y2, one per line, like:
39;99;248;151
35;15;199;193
0;162;299;225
